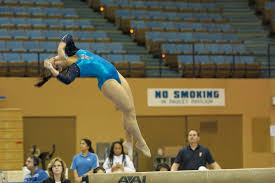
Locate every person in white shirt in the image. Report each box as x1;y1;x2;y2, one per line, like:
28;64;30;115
103;141;136;173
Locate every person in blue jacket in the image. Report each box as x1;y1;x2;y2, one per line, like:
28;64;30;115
24;155;48;183
41;34;151;159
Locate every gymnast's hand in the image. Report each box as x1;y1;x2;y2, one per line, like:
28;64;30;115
44;59;54;70
44;58;59;77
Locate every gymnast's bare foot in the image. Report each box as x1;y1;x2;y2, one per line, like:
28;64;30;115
135;140;151;158
123;141;133;160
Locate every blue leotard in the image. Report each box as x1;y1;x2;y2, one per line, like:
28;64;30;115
57;49;121;89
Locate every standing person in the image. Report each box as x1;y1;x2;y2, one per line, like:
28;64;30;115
38;34;151;159
24;155;48;183
171;129;221;171
71;139;98;183
103;141;135;173
43;157;70;183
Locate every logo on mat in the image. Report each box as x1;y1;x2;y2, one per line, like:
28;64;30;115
118;176;146;183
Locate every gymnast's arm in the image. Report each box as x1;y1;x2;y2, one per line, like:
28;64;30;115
56;63;80;85
45;59;80;85
57;41;66;60
58;34;72;60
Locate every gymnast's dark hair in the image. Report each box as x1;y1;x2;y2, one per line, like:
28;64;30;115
34;67;68;87
108;140;126;167
62;34;79;57
81;138;95;153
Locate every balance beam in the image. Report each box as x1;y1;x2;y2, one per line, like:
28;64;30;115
88;168;275;183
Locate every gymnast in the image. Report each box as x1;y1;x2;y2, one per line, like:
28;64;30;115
36;34;151;158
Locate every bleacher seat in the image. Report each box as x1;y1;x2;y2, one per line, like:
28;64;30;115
40;41;57;52
233;56;246;78
74;31;91;41
45;19;63;30
51;0;64;7
76;42;91;50
60;19;78;30
43;30;60;41
6;41;26;52
220;44;233;55
233;44;251;55
195;43;209;54
0;53;8;76
23;41;44;52
124;55;145;77
22;53;40;76
0;6;13;16
39;53;55;62
207;44;219;54
91;43;110;54
184;55;200;77
29;18;47;29
91;32;111;42
4;0;19;5
13;6;29;17
11;18;31;29
62;9;79;19
162;44;179;55
216;56;232;78
35;0;50;7
263;2;275;23
29;7;46;17
200;55;216;77
26;30;45;40
0;29;12;40
76;19;96;30
0;41;8;52
0;17;13;29
20;0;36;6
4;53;26;76
177;55;190;77
109;43;127;54
9;30;29;40
45;8;63;18
109;54;129;77
242;56;260;77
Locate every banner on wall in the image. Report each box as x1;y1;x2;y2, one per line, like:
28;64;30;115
147;88;225;107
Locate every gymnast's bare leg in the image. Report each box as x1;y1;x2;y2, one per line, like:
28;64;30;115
101;74;151;158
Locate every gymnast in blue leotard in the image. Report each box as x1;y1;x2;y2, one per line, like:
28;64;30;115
42;34;151;167
74;49;121;89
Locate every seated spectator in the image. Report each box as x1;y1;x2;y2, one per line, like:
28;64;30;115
71;139;99;183
103;140;135;173
155;163;170;171
43;157;70;183
93;167;106;174
24;155;48;183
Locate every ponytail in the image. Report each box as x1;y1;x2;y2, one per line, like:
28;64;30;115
35;74;52;87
